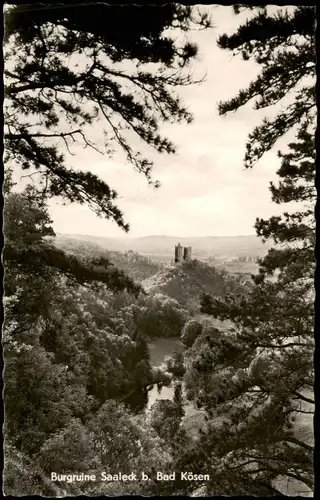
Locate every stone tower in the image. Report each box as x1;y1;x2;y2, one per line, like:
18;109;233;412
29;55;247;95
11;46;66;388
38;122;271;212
183;246;192;261
175;243;191;263
174;243;183;263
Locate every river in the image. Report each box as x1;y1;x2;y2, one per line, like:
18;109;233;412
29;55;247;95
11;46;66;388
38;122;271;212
123;336;205;434
147;337;185;409
148;337;205;434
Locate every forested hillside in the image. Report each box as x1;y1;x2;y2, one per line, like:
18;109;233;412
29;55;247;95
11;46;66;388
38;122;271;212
4;187;250;496
51;235;163;282
56;233;273;261
3;189;185;495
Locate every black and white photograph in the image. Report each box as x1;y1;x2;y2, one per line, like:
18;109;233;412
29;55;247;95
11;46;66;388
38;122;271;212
2;1;315;496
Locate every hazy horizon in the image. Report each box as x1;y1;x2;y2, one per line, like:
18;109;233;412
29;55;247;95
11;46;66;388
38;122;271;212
56;231;259;239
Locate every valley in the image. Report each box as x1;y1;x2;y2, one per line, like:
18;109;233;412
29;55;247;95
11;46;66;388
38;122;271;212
52;232;270;277
50;232;248;420
45;232;311;497
54;232;273;256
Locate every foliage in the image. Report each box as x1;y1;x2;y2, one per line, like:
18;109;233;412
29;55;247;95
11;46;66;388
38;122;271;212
181;318;204;347
150;398;182;440
111;293;190;340
166;350;186;378
254;124;315;284
3;440;67;496
139;294;190;339
3;186;200;495
149;381;187;478
193;127;315;492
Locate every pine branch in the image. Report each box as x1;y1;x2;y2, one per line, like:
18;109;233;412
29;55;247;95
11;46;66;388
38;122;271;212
5;130;82;138
292;391;315;405
281;437;313;452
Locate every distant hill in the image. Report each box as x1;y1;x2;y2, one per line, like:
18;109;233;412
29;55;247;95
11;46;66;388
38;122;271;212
142;259;251;309
49;235;163;282
50;234;253;311
206;256;260;276
55;233;272;262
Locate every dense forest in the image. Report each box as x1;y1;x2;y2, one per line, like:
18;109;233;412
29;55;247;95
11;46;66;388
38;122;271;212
3;3;315;497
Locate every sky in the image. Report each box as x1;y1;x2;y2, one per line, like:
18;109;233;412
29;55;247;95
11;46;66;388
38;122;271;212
11;5;299;238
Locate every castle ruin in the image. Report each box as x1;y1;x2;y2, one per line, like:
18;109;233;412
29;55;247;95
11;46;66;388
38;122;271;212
174;243;192;263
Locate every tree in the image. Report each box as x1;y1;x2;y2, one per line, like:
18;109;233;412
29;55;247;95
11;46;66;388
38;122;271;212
126;293;190;339
181;318;204;347
150;383;186;443
177;6;315;496
166;350;186;378
4;2;210;230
